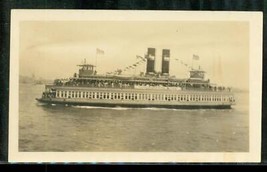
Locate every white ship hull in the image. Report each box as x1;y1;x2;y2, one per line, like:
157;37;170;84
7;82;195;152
37;86;235;109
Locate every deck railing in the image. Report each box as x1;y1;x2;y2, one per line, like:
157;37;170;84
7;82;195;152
46;83;232;92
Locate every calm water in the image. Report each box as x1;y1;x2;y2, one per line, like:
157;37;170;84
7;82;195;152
19;84;249;152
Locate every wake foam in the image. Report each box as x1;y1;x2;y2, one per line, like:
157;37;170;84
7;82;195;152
70;105;211;112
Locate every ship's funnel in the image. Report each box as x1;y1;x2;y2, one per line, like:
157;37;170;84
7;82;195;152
161;49;170;75
146;48;156;74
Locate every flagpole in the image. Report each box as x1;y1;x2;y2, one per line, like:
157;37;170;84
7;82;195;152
135;56;138;76
95;50;98;73
191;56;193;70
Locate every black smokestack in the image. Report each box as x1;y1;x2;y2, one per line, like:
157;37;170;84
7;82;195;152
162;49;170;75
146;48;156;74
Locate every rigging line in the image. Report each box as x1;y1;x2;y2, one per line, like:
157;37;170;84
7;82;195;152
174;58;193;70
106;58;145;75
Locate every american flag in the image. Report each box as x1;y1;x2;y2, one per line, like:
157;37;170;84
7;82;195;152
193;54;199;60
96;48;104;55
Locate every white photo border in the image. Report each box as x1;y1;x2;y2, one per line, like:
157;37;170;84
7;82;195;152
9;10;263;163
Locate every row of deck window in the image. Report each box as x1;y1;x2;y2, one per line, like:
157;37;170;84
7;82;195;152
56;90;233;102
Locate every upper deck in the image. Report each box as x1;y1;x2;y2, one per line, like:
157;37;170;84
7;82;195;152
45;84;233;95
52;70;231;92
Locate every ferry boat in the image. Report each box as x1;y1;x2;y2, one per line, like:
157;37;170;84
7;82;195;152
36;48;235;109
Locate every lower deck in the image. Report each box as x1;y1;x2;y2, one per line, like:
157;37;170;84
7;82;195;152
38;86;235;109
36;98;232;109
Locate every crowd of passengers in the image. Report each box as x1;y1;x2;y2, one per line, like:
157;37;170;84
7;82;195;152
53;79;231;92
42;92;56;98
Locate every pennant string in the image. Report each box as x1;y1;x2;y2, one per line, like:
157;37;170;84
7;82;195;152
106;56;146;75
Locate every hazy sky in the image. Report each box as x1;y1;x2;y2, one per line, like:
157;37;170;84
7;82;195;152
19;21;249;89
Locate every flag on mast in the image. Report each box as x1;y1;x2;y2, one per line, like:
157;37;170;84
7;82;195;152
193;54;199;60
96;48;105;55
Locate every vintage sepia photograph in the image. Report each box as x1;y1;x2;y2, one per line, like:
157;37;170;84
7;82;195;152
9;10;262;162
